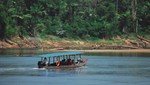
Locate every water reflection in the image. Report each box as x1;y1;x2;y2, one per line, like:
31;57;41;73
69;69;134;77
1;49;150;57
0;66;87;77
85;52;150;57
0;48;40;56
38;67;87;77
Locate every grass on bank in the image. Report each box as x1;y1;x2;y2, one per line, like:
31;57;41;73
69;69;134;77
40;34;150;46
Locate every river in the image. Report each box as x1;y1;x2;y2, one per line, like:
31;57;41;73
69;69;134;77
0;50;150;85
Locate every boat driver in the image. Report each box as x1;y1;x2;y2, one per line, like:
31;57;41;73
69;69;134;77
43;57;48;66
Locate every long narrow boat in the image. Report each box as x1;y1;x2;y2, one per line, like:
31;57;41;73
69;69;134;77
37;52;88;69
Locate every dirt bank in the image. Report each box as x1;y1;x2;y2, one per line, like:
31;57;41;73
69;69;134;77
0;35;150;50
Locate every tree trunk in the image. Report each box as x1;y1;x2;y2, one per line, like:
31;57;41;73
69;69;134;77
0;0;8;40
0;16;6;40
131;0;138;33
116;0;119;31
116;0;118;14
135;0;138;33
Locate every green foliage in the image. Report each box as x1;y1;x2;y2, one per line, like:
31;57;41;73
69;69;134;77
0;0;149;40
6;26;18;37
46;35;62;41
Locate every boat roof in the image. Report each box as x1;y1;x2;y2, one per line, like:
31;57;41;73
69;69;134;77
39;52;83;58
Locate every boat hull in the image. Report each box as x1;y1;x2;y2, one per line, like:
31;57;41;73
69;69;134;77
44;64;83;69
38;58;88;69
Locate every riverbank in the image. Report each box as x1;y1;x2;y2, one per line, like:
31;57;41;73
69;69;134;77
0;35;150;50
0;48;150;56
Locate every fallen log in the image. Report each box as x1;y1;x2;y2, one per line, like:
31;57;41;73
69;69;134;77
137;35;150;43
120;45;139;49
124;39;140;47
92;44;139;49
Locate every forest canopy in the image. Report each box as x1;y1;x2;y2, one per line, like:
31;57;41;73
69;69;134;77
0;0;150;40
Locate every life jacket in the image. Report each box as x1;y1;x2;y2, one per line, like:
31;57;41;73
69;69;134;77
56;61;60;66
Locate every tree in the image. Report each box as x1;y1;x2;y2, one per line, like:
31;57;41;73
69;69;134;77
0;15;6;40
131;0;138;33
0;0;149;40
137;0;150;33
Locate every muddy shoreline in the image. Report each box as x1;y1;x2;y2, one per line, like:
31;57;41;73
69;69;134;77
0;48;150;54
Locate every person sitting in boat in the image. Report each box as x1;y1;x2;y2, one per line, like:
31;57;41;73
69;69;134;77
56;60;60;66
61;58;66;65
62;58;66;62
67;58;73;65
77;58;83;64
42;57;48;66
72;60;75;65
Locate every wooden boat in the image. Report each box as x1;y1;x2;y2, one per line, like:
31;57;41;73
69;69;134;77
37;52;88;69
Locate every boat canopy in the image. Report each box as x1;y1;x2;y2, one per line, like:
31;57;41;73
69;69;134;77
39;52;83;58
